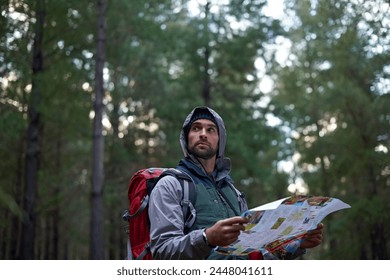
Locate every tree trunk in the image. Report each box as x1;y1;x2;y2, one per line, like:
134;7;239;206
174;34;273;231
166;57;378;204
202;2;211;106
7;136;25;259
202;46;211;106
51;135;62;259
367;166;388;259
19;0;45;260
90;0;106;260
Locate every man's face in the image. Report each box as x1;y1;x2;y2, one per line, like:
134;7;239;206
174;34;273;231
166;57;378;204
187;119;219;160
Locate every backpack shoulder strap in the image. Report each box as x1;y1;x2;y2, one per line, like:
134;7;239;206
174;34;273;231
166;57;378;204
159;168;197;230
226;181;247;213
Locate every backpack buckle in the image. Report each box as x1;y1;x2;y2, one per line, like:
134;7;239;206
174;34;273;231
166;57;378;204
122;210;131;221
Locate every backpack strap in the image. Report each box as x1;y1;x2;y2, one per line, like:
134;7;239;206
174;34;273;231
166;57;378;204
181;178;196;230
127;196;149;219
136;243;151;260
226;181;247;214
160;168;197;230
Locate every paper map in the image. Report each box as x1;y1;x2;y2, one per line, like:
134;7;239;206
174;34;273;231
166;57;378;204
216;195;351;256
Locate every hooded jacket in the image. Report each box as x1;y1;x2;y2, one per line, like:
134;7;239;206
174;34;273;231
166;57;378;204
148;107;248;260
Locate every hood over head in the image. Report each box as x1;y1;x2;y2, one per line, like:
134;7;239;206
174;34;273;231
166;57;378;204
179;106;231;172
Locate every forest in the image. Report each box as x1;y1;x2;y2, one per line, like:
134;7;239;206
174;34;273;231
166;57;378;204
0;0;389;260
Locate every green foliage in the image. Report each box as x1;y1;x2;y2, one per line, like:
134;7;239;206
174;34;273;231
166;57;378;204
270;0;390;259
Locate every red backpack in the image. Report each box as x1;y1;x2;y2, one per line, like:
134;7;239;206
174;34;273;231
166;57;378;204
122;167;196;260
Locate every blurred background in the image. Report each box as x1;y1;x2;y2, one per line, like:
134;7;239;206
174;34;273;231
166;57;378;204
0;0;389;260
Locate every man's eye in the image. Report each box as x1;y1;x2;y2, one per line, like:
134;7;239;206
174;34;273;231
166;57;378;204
191;126;200;131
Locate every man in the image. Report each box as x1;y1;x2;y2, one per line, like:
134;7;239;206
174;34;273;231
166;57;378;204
148;106;323;260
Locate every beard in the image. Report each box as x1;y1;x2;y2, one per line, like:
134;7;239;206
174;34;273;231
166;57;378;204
188;142;218;160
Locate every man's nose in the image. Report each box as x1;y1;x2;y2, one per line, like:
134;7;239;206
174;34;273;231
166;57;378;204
199;128;207;136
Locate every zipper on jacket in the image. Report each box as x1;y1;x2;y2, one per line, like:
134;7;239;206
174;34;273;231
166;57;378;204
215;179;240;217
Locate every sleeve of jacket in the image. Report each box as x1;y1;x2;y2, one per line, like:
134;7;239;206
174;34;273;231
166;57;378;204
148;176;212;260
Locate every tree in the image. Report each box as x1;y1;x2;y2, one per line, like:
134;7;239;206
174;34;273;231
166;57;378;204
90;0;106;260
19;0;45;260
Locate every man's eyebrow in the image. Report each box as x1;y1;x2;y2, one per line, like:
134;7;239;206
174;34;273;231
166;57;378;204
191;121;217;127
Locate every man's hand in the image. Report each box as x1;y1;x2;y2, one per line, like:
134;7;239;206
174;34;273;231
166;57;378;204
205;216;247;247
300;223;324;249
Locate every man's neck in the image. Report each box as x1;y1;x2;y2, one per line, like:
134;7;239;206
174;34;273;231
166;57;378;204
197;157;216;175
